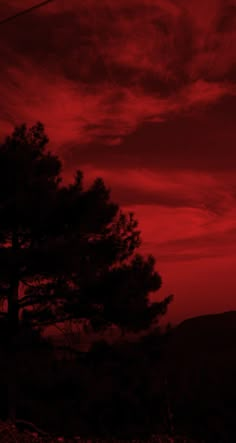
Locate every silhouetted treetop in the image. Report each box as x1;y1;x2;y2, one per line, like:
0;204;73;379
0;121;173;422
0;122;61;240
0;121;173;338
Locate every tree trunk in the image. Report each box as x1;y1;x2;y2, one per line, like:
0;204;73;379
7;232;20;423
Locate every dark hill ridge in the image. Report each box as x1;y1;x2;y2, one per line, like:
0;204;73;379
177;309;236;333
160;310;236;376
157;311;236;440
168;310;236;353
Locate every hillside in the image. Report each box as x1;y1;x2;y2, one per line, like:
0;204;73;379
158;311;236;441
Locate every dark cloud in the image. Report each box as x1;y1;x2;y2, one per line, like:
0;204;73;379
62;94;236;173
0;0;236;148
1;0;235;95
158;226;236;249
216;3;236;33
140;221;236;263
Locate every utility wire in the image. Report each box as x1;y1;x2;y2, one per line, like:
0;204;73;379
0;0;55;26
0;0;117;90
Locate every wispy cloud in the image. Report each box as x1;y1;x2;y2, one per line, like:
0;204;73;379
79;166;234;212
0;0;236;146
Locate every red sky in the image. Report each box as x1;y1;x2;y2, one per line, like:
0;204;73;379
1;0;236;325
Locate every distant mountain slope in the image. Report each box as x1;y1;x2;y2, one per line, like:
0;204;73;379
167;310;236;353
158;311;236;440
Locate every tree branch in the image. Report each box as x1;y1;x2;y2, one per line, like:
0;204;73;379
51;323;75;351
29;314;76;327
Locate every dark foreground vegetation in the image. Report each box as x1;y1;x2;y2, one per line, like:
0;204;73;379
0;335;202;443
0;326;170;440
1;312;236;442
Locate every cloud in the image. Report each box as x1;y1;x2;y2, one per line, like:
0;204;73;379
77;165;234;213
59;91;236;176
131;203;236;264
1;0;236;147
68;164;236;265
0;53;233;149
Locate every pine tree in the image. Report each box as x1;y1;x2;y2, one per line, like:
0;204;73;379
0;122;173;421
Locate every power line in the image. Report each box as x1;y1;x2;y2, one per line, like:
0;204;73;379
0;0;55;26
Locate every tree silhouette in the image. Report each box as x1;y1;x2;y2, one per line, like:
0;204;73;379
0;122;173;422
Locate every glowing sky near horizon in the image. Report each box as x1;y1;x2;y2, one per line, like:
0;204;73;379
1;0;236;324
